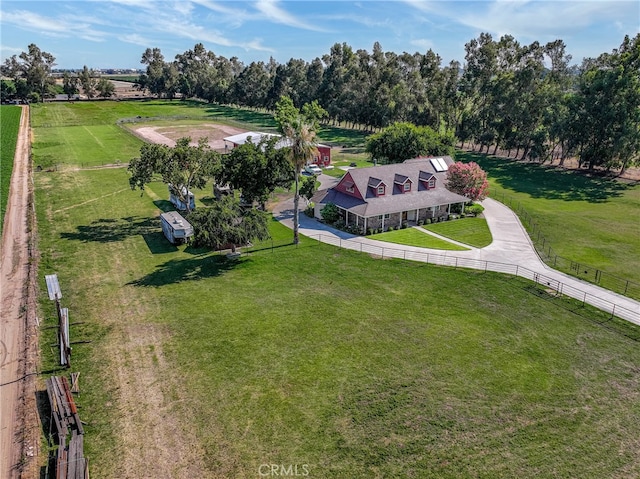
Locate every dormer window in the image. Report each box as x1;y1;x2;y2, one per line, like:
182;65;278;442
368;177;386;196
419;171;436;189
394;174;411;193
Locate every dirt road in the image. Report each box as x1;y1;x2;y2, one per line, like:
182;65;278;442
1;105;37;479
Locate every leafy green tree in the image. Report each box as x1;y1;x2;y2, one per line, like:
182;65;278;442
216;136;293;208
299;175;317;205
0;80;16;102
128;137;219;213
78;65;98;98
1;43;56;101
96;77;115;98
572;34;640;172
137;48;168;97
365;122;455;164
62;72;79;99
232;61;272;108
189;196;270;253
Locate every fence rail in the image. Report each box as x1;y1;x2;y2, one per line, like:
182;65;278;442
492;191;640;300
258;233;640;325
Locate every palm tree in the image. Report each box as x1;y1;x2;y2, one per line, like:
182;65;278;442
282;117;318;244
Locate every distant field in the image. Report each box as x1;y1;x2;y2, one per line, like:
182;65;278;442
104;75;138;82
0;105;21;234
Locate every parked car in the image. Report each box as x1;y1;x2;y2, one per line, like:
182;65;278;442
305;164;322;175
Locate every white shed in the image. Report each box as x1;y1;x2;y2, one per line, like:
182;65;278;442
160;211;193;244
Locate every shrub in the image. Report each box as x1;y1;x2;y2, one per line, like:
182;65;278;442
388;226;394;231
466;204;485;217
425;218;431;224
320;202;340;224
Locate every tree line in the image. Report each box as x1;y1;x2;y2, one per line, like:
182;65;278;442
133;34;639;173
3;33;639;172
1;44;115;102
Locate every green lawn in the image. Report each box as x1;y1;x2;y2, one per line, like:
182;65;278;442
35;165;640;478
31;103;640;478
422;217;493;248
458;152;640;291
1;105;21;234
369;226;469;250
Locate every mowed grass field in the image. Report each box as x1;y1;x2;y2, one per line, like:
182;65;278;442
459;152;640;285
33;102;640;477
1;105;22;233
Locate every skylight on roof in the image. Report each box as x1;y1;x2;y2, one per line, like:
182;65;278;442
430;157;449;172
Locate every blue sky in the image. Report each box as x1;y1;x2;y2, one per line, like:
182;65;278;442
1;1;638;70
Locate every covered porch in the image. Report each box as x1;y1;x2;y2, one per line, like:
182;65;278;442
339;201;466;234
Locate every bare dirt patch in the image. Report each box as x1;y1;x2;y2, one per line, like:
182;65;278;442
84;244;209;478
132;124;247;151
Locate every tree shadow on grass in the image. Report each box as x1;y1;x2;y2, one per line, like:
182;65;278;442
128;254;240;287
142;231;178;254
459;152;631;203
153;199;175;212
60;216;158;243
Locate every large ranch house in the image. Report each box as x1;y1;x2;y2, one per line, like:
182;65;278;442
313;156;469;233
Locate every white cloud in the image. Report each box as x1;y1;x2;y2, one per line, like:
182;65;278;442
410;38;435;52
119;33;154;46
1;10;108;42
405;0;639;41
254;0;327;32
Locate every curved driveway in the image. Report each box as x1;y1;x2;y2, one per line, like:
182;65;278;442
273;174;640;325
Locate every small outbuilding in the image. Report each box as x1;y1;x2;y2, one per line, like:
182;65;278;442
160;211;193;244
223;131;332;167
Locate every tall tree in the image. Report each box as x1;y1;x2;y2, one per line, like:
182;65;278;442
96;77;115;98
365;122;455;164
128;137;219;213
62;72;79;100
137;48;167;97
573;34;640;172
276;96;325;244
1;43;56;102
78;65;98;98
216;136;293;209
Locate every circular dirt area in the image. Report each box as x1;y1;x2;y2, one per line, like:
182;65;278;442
131;123;247;151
